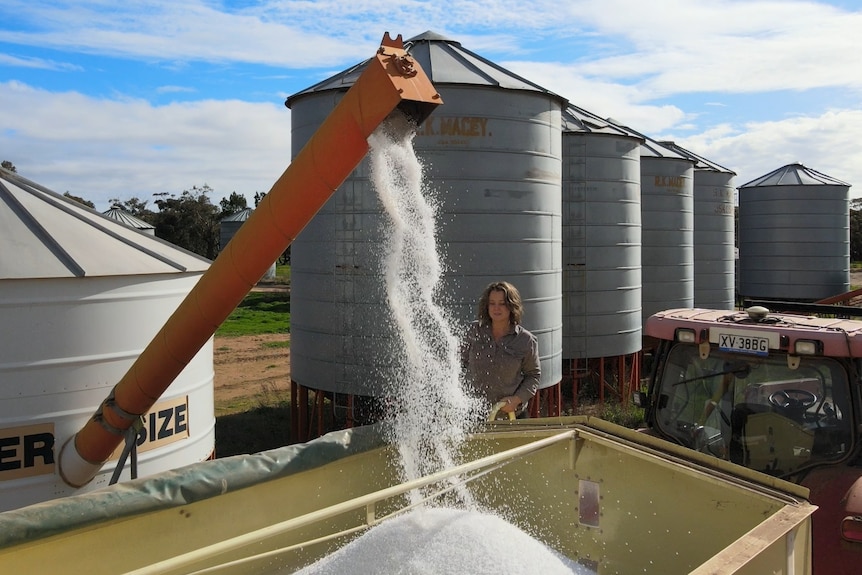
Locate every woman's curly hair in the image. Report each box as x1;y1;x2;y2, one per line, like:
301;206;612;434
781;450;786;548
477;281;523;326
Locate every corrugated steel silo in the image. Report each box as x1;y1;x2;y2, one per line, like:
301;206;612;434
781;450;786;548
609;123;695;322
220;208;275;280
286;31;564;397
101;207;156;236
738;163;850;301
561;104;642;359
0;169;214;512
660;142;736;310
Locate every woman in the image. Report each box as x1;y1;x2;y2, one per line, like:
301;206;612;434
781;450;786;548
461;281;541;418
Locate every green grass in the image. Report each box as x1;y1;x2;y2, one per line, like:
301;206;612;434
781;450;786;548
274;263;291;282
216;291;290;336
596;401;645;429
214;283;293;453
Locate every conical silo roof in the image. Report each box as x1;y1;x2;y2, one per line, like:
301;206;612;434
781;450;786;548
286;30;566;106
102;207;156;231
220;207;253;222
739;163;849;188
603;119;689;160
562;104;644;140
0;169;211;279
659;141;736;174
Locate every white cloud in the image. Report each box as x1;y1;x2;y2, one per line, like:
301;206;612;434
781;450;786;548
564;0;862;95
0;52;81;71
0;1;371;68
4;1;861;96
1;0;861;212
0;81;292;210
499;60;691;131
675;108;861;189
156;85;197;95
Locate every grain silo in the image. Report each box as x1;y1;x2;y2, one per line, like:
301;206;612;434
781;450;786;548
220;208;275;280
560;105;643;407
607;122;695;323
560;104;642;359
0;168;215;512
660;142;736;310
102;207;156;235
738;163;850;301
286;31;564;429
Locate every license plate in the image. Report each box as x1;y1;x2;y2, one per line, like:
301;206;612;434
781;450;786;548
710;328;778;356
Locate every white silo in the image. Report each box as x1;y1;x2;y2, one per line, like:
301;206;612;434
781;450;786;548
0;168;215;512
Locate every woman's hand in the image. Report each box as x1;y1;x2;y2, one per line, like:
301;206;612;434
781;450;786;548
499;395;522;414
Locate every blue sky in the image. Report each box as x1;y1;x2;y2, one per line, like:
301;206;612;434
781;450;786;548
2;0;861;211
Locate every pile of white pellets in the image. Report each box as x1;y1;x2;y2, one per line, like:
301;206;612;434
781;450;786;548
294;507;593;575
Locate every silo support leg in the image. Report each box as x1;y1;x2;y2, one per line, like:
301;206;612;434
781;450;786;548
298;386;309;443
290;380;299;443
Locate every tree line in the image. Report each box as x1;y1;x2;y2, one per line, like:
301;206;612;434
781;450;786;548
852;199;862;262
108;185;260;260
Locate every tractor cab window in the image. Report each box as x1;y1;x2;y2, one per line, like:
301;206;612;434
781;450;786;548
653;343;854;478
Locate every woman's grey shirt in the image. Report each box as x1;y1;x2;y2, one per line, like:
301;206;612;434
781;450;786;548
461;321;541;405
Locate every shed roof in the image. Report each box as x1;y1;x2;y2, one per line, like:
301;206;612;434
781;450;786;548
0;169;211;279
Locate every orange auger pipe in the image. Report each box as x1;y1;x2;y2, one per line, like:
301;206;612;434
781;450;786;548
59;32;442;488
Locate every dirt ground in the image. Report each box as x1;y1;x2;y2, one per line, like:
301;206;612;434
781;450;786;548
213;284;291;412
213;333;290;405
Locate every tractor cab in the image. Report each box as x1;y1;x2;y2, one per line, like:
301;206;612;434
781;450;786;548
637;305;862;574
640;306;860;477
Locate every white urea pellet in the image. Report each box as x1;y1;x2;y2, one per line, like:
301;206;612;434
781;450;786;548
293;507;593;575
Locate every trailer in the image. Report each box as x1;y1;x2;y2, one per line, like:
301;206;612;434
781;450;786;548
0;417;814;574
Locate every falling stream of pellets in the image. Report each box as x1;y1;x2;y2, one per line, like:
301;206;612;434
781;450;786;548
368;112;482;507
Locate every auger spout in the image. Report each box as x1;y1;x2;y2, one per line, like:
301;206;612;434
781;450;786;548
58;32;442;488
